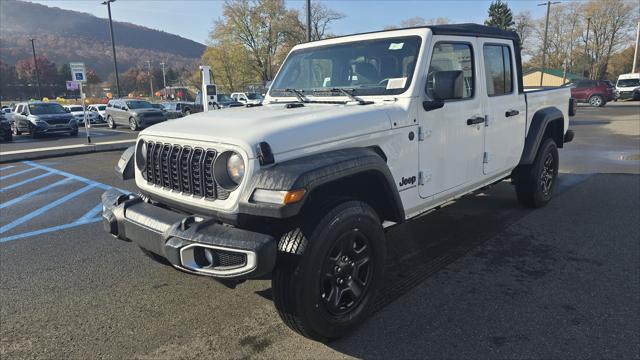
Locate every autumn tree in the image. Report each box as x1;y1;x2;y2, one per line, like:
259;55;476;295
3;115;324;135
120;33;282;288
514;11;534;53
485;0;515;31
15;56;57;84
384;16;449;30
214;0;304;82
307;0;345;40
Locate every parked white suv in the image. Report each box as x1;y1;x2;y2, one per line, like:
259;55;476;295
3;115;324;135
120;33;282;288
230;92;263;105
615;73;640;101
102;24;574;341
64;105;98;125
87;104;107;121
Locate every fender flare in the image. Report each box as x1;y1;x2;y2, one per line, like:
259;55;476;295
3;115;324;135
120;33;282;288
238;147;405;221
519;107;564;165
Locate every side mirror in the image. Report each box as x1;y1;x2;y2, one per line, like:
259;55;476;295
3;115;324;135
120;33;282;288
21;111;28;116
422;99;444;111
65;108;71;113
432;70;464;100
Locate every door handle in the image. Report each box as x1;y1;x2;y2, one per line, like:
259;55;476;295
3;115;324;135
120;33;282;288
505;109;520;117
467;116;485;125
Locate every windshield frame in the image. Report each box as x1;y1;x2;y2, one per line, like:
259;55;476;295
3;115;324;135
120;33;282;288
126;100;153;109
617;78;640;88
269;35;422;99
28;103;68;115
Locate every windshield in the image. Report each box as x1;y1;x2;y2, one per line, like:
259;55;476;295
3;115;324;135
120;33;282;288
246;93;263;100
218;94;232;102
68;106;83;112
161;103;177;110
270;36;421;97
97;105;106;111
126;100;153;109
617;78;640;87
29;103;67;115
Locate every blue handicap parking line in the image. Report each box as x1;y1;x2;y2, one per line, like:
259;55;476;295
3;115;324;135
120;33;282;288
0;178;71;210
1;172;53;192
0;161;128;243
0;165;17;172
0;167;38;181
0;184;97;234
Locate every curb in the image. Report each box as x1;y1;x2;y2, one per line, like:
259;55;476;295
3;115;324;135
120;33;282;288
0;140;135;163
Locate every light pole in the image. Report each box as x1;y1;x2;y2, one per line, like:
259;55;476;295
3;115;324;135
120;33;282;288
160;61;167;98
306;0;312;42
102;0;121;98
538;1;561;87
29;38;41;99
146;60;153;98
584;17;591;78
632;21;639;74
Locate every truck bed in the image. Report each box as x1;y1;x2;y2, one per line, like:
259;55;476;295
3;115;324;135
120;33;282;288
524;87;571;137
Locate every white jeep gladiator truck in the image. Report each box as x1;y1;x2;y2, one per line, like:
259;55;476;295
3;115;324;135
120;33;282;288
102;24;574;341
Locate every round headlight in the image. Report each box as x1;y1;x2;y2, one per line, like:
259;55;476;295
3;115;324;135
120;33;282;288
227;153;245;184
214;151;245;190
136;140;147;171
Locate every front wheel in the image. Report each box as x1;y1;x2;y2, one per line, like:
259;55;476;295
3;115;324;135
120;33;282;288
514;138;559;208
272;200;386;341
129;117;139;131
107;116;116;129
12;124;21;136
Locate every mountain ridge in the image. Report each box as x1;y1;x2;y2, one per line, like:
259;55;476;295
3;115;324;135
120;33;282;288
0;0;206;78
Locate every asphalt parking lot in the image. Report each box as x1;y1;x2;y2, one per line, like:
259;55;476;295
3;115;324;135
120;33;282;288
1;124;137;153
1;102;639;359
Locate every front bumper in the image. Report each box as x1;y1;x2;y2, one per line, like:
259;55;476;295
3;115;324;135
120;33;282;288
101;189;276;280
617;91;640;100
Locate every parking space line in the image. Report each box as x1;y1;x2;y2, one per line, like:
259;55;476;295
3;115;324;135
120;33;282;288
0;178;72;210
1;172;53;192
0;165;16;172
23;161;127;193
0;184;96;234
0;167;38;180
76;203;103;223
0;218;102;243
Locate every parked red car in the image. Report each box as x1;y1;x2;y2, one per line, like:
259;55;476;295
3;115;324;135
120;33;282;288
566;80;615;107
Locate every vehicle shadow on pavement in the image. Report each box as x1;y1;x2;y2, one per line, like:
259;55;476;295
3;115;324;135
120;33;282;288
318;172;638;359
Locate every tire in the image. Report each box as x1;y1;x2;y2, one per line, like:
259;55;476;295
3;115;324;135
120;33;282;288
1;129;12;142
272;200;386;341
107;116;116;129
514;138;559;208
139;247;172;266
183;109;191;116
70;128;79;136
12;124;21;136
31;129;39;139
588;95;604;107
129;117;139;131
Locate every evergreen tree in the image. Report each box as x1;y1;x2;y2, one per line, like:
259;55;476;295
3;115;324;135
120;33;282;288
485;0;515;31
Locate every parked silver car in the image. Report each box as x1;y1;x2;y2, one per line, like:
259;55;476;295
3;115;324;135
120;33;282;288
11;101;78;138
105;99;168;131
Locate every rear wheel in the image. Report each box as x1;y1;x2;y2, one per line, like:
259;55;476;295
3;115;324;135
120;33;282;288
514;138;559;208
588;95;604;107
272;200;385;341
107;116;116;129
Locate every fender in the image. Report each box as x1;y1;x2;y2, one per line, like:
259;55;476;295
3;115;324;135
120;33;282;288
238;148;404;221
115;145;135;180
519;107;564;165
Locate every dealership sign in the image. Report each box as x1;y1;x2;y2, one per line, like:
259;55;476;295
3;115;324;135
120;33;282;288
66;81;79;91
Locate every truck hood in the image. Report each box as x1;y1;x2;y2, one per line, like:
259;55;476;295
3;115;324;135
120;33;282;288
140;102;393;157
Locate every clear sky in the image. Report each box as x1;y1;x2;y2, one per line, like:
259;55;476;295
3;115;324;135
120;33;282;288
27;0;548;44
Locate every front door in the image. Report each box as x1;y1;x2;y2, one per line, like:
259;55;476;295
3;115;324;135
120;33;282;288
419;38;485;199
478;39;526;175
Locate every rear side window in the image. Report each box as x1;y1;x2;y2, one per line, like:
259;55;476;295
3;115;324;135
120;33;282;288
483;44;513;96
426;42;474;99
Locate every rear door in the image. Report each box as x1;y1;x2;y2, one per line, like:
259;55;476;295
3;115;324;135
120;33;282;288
478;39;526;175
419;38;485;199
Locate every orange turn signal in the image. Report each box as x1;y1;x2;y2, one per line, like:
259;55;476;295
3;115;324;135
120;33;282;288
283;189;306;205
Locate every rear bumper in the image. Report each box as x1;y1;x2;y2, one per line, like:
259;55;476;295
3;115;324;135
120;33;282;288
101;189;276;280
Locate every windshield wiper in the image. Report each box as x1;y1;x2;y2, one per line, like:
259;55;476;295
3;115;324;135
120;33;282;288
284;88;309;103
329;88;373;105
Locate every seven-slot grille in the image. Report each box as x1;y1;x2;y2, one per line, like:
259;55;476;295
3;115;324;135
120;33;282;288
142;141;230;200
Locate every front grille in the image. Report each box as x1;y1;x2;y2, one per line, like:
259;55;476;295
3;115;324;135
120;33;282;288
143;141;228;200
215;250;247;268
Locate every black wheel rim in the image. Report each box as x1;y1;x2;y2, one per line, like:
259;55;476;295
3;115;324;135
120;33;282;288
540;152;555;196
320;228;373;316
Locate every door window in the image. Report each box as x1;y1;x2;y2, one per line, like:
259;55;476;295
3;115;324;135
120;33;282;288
426;43;474;99
483;44;513;96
